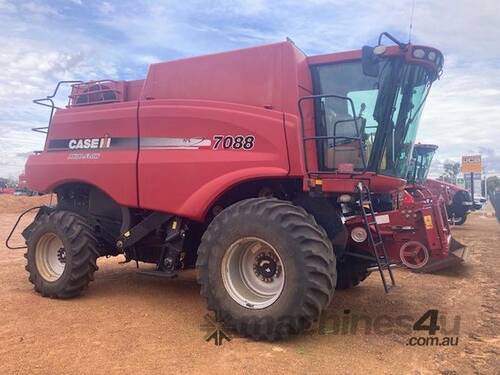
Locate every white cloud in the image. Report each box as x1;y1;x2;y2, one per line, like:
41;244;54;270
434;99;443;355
0;0;16;12
21;1;59;16
97;1;114;15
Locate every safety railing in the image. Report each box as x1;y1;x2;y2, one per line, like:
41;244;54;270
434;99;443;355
298;94;367;175
32;80;83;133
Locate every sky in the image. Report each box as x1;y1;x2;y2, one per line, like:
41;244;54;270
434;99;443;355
0;0;499;179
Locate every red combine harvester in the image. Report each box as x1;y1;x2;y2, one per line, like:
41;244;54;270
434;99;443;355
342;143;466;277
12;33;448;340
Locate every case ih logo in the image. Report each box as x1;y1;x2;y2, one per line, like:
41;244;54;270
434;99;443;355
68;136;111;150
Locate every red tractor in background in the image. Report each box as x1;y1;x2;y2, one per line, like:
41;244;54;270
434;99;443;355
18;173;28;190
15;33;447;340
408;143;474;225
425;178;473;225
0;178;15;194
14;172;35;196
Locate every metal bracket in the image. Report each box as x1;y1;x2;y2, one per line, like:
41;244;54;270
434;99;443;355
6;205;55;250
116;212;172;250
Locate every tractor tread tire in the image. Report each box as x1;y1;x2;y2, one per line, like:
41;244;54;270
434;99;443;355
197;198;336;341
25;210;99;299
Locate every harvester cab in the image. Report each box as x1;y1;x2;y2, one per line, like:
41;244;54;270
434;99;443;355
407;143;438;186
12;32;454;340
299;32;443;187
303;33;444;290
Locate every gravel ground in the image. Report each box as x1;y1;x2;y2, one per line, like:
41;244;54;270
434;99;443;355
0;197;498;374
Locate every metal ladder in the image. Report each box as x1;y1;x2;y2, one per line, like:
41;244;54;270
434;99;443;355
357;182;396;293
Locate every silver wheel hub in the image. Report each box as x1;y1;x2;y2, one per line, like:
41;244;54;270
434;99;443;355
221;237;285;309
35;232;67;282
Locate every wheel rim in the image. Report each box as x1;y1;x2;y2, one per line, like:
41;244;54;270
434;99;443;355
400;241;429;269
221;237;285;309
35;232;67;282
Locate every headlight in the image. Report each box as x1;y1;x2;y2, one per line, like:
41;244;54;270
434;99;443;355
427;51;437;61
413;48;426;59
351;227;368;243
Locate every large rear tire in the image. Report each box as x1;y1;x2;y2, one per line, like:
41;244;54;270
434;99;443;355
197;198;336;340
25;210;99;299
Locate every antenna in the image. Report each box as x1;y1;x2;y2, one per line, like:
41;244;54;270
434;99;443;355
408;0;416;43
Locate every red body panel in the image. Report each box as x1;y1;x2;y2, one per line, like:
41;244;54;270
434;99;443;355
26;102;139;207
141;42;301;113
138;100;289;220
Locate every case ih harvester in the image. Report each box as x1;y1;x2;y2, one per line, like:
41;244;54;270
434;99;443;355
15;32;457;340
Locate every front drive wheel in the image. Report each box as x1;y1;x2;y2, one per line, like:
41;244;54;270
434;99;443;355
25;210;99;299
197;198;336;340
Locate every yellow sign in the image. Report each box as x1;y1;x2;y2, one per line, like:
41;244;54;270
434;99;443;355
423;215;433;230
461;155;482;174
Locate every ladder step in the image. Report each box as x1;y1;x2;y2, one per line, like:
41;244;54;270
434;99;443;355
357;181;396;293
376;262;391;269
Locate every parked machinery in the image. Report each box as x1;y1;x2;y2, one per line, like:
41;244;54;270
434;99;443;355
15;33;451;340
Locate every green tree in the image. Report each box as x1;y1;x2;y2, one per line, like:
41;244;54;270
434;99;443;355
439;161;461;184
487;176;500;196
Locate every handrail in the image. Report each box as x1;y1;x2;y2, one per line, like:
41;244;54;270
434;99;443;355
298;93;367;175
31;126;49;134
32;80;83;131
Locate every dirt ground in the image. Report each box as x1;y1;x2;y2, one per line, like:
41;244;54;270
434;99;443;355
0;196;498;374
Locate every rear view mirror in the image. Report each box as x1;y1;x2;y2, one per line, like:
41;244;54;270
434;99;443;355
362;46;380;77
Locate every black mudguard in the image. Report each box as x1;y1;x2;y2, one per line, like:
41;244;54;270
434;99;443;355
21;205;55;241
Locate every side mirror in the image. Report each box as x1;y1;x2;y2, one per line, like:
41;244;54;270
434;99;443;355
362;46;380;77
